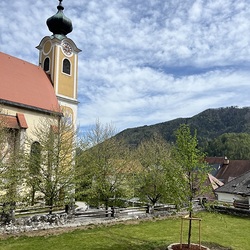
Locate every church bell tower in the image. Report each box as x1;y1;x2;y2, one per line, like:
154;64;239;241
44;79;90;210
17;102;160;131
36;0;81;125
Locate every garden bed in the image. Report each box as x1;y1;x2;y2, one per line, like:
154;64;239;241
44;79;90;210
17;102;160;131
168;243;209;250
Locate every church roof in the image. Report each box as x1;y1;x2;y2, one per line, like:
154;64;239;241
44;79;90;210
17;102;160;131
0;52;61;114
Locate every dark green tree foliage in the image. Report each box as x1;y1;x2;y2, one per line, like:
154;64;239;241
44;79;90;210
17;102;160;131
133;135;177;210
173;124;210;248
204;133;250;159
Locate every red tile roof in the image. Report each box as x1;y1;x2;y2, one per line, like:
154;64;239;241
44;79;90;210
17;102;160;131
17;113;28;129
206;157;250;184
216;160;250;183
0;52;61;114
0;113;28;129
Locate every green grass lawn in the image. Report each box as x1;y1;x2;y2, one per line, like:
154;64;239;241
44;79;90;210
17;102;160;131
0;212;249;250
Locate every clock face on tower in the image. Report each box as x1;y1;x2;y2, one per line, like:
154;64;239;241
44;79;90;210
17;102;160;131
62;42;72;56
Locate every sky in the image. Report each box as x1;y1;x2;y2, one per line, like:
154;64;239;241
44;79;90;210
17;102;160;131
1;0;250;133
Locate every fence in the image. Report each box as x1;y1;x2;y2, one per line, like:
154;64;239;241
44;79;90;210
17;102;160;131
15;205;65;216
74;204;176;219
211;200;250;217
75;206;147;218
0;203;66;224
212;200;250;210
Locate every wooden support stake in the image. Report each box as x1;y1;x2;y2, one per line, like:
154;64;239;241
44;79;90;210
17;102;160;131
180;216;202;249
180;218;184;249
199;219;201;250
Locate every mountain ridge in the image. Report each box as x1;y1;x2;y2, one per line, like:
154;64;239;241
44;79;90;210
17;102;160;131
116;106;250;149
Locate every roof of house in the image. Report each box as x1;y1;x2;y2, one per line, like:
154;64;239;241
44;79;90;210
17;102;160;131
206;157;224;176
0;113;28;129
215;170;250;196
0;52;61;114
206;157;250;184
208;174;224;190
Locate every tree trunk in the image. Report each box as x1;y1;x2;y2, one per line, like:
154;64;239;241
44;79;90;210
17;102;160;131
47;196;53;214
105;202;109;217
188;171;193;248
31;186;35;206
188;210;192;248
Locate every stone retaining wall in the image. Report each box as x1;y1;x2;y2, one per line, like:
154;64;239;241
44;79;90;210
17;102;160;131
0;213;73;234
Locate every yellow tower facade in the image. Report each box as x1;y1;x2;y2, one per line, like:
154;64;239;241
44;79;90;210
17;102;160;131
36;0;81;126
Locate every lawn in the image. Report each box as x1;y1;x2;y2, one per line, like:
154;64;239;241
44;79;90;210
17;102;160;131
0;212;249;250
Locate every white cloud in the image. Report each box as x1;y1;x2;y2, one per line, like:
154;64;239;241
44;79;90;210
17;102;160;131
1;0;250;133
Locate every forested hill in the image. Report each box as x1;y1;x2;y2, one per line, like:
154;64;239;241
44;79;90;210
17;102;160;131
116;106;250;150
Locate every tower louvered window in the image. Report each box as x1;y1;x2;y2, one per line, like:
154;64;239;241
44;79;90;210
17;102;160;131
44;57;50;71
63;59;71;75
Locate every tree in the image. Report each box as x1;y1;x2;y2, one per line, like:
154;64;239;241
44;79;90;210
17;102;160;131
0;112;25;222
173;124;210;248
76;120;132;214
133;135;177;212
205;132;250;160
25;116;76;208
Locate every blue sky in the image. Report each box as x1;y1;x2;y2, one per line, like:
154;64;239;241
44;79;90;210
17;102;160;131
1;0;250;133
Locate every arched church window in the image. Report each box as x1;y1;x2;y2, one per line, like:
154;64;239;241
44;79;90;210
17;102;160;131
29;141;41;205
63;59;71;75
30;141;41;175
44;57;50;72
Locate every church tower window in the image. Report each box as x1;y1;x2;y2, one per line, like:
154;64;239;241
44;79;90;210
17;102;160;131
63;58;71;75
44;57;50;72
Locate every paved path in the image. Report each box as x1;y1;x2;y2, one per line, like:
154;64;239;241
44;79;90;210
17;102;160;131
75;201;88;211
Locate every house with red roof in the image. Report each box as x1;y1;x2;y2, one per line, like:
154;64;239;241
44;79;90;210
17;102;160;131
206;157;250;184
206;157;250;209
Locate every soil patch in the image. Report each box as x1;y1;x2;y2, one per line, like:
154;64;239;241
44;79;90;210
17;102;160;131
203;242;233;250
168;243;208;250
158;242;232;250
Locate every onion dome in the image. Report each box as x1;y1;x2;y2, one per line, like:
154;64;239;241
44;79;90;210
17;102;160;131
46;0;73;37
